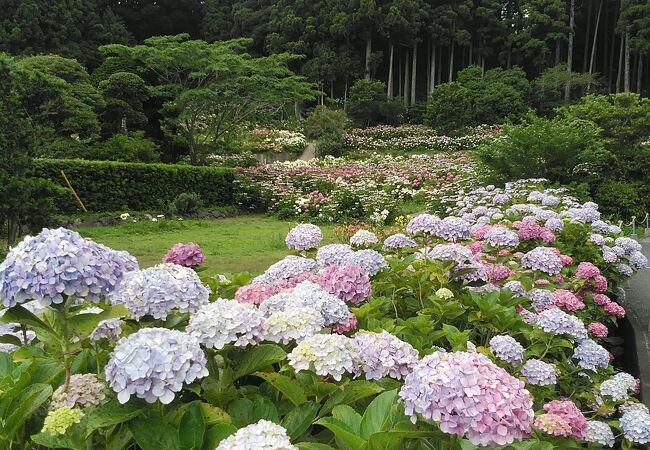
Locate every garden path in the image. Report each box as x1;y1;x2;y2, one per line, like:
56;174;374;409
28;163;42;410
623;236;650;406
300;142;316;160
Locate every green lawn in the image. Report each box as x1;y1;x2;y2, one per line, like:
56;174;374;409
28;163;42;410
77;215;335;275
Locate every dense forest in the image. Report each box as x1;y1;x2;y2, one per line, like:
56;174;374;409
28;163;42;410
1;0;649;104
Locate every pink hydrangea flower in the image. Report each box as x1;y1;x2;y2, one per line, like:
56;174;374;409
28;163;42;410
534;413;572;437
559;255;574;266
332;312;358;334
553;289;586;312
468;241;484;254
593;275;608;293
592;293;611;306
576;262;601;279
587;322;609;338
603;301;625;318
317;265;372;304
543;400;588;439
162;242;205;267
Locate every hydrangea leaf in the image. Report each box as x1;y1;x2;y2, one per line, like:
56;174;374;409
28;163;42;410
282;401;320;439
254;371;308;406
359;389;398;439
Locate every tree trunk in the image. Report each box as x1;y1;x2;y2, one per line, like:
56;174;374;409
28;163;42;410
637;54;643;94
448;41;455;82
294;101;303;120
365;34;372;80
606;0;614;92
410;42;417;106
468;40;473;66
583;0;593;73
624;25;631;92
387;43;394;98
586;0;602;93
330;80;334;99
398;53;403;97
404;50;410;107
555;41;561;65
564;0;575;102
429;45;436;93
343;79;348;110
437;46;442;85
426;39;431;93
616;31;624;92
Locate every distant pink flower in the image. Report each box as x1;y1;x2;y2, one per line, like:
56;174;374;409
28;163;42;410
592;294;611;306
588;322;609;338
603;301;625;318
576;262;601;279
554;289;585;312
162;242;205;267
543;400;588;439
332;313;358;334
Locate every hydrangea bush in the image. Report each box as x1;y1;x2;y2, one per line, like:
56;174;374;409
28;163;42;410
0;177;647;449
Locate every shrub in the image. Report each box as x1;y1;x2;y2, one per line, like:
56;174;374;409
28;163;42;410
593;180;644;219
32;159;236;213
87;132;160;162
169;192;203;216
316;132;347;157
533;64;598;115
305;106;349;138
348;79;401;127
424;82;471;133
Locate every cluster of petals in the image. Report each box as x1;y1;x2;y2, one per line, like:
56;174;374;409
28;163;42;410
399;351;534;447
620;408;650;444
587;322;609;337
584;420;615;447
575;262;601;279
349;229;378;247
90;318;123;342
264;307;324;344
553;289;585;312
521;247;563;275
521;359;557;386
542;400;587;439
317;265;372;304
316;244;354;268
406;214;440;235
483;226;520;247
162;242;205;267
352;331;419;380
535;308;587;340
600;372;636;401
572;339;610;370
342;249;388;276
285;224;323;250
383;233;417;250
288;334;358;381
105;328;208;404
533;413;572;437
253;256;317;285
489;335;524;365
51;373;107;409
216;419;297;450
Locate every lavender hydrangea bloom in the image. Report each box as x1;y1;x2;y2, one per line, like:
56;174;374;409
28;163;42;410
90;318;122;342
521;247;563;275
111;264;209;320
400;351;534;447
535;308;587;340
425;244;473;265
0;228;138;307
383;234;417;250
573;339;609;370
527;289;556;312
585;421;615;447
629;251;648;271
285;224;323;250
615;237;643;255
406;214;440;235
352;331;419;380
435;217;471;241
564;206;601;223
342;250;388;276
263;307;324;344
318;265;372;304
620;409;650;444
617;263;634;277
504;281;526;296
253;256;317;285
521;359;557;386
350;230;378;247
489;335;524;365
316;244;354;268
187;299;265;349
484;227;520;247
216;419;297;450
162;242;205;267
291;281;350;325
288;334;357;381
105;328;208;404
600;372;636;401
544;218;564;231
51;374;106;409
492;193;510;205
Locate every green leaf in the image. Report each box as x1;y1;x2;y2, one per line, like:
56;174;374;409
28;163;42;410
69;305;127;338
319;380;385;418
315;417;367;450
332;405;362;435
203;423;236;450
227;398;253;428
179;402;205;450
31;428;86;450
4;383;53;438
1;305;52;332
366;431;440;449
359;389;398;438
296;444;338;450
254;371;307;406
129;418;180;450
198;402;231;426
85;400;144;435
0;352;14;376
282;401;319;440
251;395;279;423
0;334;22;346
30;357;64;384
233;344;287;380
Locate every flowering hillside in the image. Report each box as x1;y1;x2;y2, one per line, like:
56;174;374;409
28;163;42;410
0;178;648;449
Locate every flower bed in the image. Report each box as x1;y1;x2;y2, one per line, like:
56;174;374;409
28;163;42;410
236;153;483;224
248;128;306;153
345;124;501;153
1;179;649;449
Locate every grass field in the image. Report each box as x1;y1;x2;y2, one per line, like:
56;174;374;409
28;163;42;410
77;215;335;275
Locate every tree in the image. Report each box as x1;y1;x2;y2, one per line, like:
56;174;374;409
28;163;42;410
100;35;317;164
347;79;401;126
99;72;150;134
533;64;597;114
424;82;471;133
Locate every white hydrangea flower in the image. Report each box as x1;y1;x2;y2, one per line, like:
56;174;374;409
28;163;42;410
350;230;378;248
585;420;615;447
288;334;358;381
51;374;107;409
263;307;324;344
187;299;265;349
600;372;636;401
216;419;297;450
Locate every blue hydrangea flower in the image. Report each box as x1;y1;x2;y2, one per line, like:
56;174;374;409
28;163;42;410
620;409;650;444
0;228;137;307
585;421;614;447
484;227;520;247
535;308;587;340
105;328;208;404
111;263;209;320
285;224;323;250
383;234;417;250
434;216;471;241
316;244;354;268
406;214;440;235
90;318;122;342
521;247;563;275
253;256;317;285
600;372;635;401
489;335;524;365
527;289;556;312
342;250;388;276
520;359;557;386
424;243;473;265
572;339;609;370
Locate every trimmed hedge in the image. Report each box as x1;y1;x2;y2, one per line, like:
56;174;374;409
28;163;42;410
32;159;236;213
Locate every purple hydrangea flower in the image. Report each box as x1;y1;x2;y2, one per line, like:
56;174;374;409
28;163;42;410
544;218;564;231
316;244;354;268
535;308;587;340
406;214;440;235
253;256;317;284
617;263;634;276
484;227;520;247
629;251;648;271
489;335;524;365
187;299;265;349
352;331;419;380
105;328;208;404
585;421;615;447
521;359;557;386
527;289;556;312
504;281;526;296
434;217;471;242
349;230;378;247
51;373;106;409
615;237;642;255
399;351;534;447
425;243;473;265
342;250;387;276
318;265;372;304
620;409;650;444
383;233;417;250
492;193;510;205
111;263;209;320
162;242;205;267
285;224;323;250
90;318;122;342
573;339;609;370
0;228;137;307
521;247;563;275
